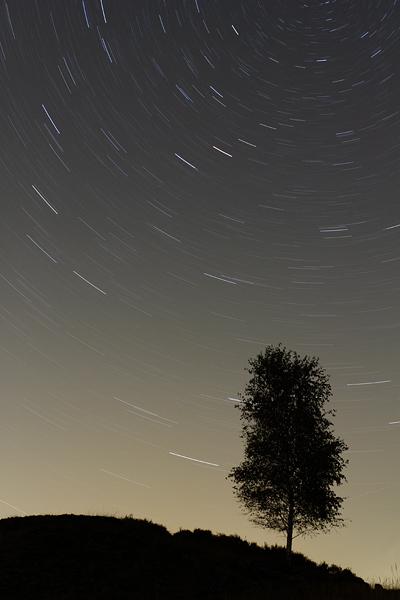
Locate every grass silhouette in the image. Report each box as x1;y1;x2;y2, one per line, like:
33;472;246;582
0;513;398;599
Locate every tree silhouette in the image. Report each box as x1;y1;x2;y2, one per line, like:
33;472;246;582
228;344;348;560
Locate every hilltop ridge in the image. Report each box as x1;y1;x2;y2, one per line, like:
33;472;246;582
0;514;398;599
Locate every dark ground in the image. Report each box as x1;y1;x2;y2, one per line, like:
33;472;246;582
0;514;398;599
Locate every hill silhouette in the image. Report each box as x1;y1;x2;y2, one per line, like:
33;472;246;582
0;514;398;599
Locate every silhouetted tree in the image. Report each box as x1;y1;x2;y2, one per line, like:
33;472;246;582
228;344;348;560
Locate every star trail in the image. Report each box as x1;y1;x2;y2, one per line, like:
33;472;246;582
0;0;399;582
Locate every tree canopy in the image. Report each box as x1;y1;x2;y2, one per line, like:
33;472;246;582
228;344;348;558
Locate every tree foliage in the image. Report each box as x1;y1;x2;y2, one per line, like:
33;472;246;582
228;344;348;556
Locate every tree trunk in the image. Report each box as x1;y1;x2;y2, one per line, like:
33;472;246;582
286;494;294;562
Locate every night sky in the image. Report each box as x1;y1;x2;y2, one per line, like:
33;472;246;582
1;0;399;582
